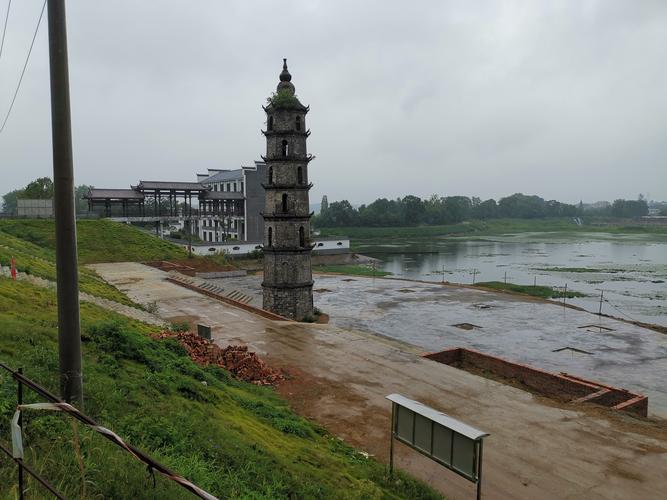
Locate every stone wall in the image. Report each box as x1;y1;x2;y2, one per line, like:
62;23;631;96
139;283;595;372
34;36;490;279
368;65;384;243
262;284;313;320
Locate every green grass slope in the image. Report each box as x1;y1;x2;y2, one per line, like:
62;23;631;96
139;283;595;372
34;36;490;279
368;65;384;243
0;230;133;306
0;219;186;264
0;278;439;499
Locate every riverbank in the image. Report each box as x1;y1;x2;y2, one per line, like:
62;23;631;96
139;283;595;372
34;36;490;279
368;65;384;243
317;218;667;244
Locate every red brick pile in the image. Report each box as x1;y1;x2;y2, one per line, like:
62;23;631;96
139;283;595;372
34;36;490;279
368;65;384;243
153;331;283;385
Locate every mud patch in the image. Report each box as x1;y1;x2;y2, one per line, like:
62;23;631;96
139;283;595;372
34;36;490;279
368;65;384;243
452;323;483;331
553;346;594;355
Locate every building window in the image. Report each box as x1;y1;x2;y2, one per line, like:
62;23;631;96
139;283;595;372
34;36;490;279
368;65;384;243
240;181;244;193
282;193;288;212
268;227;272;247
268;116;273;131
268;167;273;184
281;140;288;156
297;166;303;184
299;226;305;247
296;116;301;131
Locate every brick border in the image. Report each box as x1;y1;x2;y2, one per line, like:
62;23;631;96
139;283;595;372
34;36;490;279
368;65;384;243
423;347;648;417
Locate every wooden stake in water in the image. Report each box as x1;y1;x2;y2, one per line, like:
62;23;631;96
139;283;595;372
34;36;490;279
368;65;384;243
563;284;567;306
598;290;604;316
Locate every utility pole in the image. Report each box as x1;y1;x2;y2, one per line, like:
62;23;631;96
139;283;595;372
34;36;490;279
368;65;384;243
598;290;604;316
472;269;479;285
47;0;82;405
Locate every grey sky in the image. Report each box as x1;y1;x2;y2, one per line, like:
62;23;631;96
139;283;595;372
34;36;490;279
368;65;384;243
1;0;666;204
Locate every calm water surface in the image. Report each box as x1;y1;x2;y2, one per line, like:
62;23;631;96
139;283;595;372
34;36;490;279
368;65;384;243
358;232;667;326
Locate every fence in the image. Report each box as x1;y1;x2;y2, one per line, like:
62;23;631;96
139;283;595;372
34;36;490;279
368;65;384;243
0;362;218;499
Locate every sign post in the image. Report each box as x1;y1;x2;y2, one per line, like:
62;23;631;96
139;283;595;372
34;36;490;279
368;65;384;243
386;394;489;499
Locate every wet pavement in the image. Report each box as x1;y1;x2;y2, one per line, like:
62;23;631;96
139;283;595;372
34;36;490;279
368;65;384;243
313;275;667;417
93;263;667;500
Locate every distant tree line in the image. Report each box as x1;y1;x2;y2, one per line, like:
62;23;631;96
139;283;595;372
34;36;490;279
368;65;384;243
2;177;92;215
314;193;649;227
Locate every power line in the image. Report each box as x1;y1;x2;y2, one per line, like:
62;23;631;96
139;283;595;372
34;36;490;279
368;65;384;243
0;0;11;60
0;0;46;135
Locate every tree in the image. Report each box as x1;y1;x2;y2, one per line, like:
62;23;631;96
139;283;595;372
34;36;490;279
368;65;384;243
402;195;425;225
443;196;472;223
472;199;498;219
611;199;648;218
1;189;22;214
316;200;357;226
75;184;94;214
22;177;54;199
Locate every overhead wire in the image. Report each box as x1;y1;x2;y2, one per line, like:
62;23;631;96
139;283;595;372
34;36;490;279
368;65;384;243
0;0;46;135
0;0;11;60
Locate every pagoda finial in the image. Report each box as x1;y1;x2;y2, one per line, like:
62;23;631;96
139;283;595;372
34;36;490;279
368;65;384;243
280;58;292;82
277;58;295;94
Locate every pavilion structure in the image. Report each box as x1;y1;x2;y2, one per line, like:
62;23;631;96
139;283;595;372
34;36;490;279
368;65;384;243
84;181;244;220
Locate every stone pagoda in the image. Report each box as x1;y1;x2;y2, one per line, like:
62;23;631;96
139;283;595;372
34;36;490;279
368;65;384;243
261;59;314;320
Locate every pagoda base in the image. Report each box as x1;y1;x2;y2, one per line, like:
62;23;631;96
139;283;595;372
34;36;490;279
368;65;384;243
262;283;314;320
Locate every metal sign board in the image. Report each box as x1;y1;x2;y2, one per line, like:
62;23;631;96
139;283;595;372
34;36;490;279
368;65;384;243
386;394;489;499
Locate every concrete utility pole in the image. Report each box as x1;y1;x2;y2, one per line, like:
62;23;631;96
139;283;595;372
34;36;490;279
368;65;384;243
47;0;82;405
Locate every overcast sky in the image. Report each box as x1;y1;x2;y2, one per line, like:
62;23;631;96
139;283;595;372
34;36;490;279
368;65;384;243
1;0;666;205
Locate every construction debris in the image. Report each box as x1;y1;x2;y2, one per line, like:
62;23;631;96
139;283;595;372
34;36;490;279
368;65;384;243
152;331;283;385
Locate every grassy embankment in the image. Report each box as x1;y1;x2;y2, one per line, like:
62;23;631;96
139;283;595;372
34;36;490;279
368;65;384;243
473;281;586;299
0;229;134;306
0;278;439;499
313;264;392;277
0;219;202;305
0;219;187;264
317;218;667;248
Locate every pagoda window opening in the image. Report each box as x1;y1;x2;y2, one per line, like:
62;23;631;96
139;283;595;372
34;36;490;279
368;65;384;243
268;116;273;131
297;166;303;184
268;227;273;247
281;140;289;157
299;226;305;247
295;116;301;131
282;193;288;212
268;167;273;184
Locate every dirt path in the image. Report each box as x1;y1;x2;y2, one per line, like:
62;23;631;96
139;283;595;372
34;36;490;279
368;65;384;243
93;262;667;500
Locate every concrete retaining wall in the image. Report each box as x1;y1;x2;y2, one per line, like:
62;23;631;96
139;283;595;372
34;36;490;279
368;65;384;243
177;238;350;257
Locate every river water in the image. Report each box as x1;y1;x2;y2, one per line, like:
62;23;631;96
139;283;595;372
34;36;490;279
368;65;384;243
357;232;667;326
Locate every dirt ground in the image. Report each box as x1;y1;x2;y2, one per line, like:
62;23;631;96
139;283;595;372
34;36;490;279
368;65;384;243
93;262;667;500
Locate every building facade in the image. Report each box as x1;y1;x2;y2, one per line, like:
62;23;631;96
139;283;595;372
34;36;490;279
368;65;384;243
196;161;266;242
261;59;314;320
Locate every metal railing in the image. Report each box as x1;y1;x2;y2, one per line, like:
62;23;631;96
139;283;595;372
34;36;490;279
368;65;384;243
0;362;218;499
